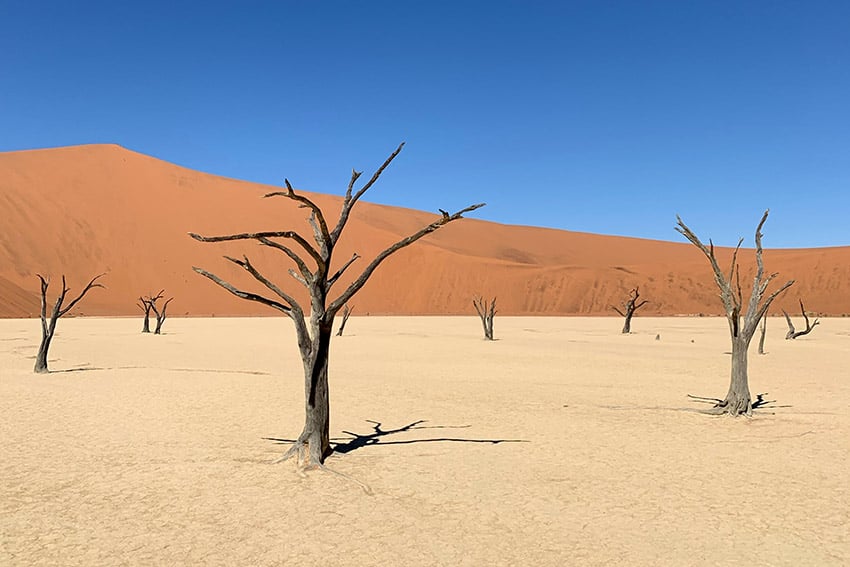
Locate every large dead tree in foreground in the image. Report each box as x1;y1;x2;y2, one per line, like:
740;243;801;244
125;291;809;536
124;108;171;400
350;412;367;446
676;211;793;416
783;299;819;339
472;296;496;340
190;143;484;467
611;287;648;334
35;274;105;373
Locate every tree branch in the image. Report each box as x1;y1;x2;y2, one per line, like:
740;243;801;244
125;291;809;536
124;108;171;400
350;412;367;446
330;142;405;244
329;203;485;314
192;266;292;314
58;274;106;317
190;231;323;267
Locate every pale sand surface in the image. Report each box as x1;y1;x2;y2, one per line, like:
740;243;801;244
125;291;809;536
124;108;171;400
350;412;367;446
1;316;848;566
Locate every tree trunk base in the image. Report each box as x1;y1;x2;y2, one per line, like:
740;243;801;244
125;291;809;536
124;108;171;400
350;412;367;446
688;393;752;416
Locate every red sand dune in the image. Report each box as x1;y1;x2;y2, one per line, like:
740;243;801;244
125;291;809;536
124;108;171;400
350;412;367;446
1;144;849;318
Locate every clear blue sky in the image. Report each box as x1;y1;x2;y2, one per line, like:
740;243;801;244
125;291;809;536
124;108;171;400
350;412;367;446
2;1;848;247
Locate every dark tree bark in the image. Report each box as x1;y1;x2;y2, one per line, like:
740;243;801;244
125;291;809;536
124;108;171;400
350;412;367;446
190;143;484;467
34;274;105;373
151;297;173;335
336;305;353;336
611;287;648;334
676;210;793;416
138;290;164;333
757;313;767;355
472;296;496;340
783;299;819;339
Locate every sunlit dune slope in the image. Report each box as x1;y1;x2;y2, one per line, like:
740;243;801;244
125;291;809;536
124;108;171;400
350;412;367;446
1;144;849;317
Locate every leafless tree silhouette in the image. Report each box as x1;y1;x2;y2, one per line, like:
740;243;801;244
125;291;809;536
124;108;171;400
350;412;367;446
676;210;793;416
138;290;164;333
35;274;105;373
611;287;648;334
472;295;496;340
336;305;353;337
190;143;484;467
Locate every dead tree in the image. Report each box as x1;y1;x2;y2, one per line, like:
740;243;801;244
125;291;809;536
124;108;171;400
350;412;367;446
35;274;105;373
150;296;174;335
472;296;496;340
190;143;484;467
137;290;164;333
783;299;819;339
757;313;767;355
611;287;648;334
676;210;793;416
336;305;353;336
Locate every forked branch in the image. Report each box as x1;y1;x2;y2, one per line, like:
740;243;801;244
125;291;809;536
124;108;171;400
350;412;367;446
328;202;485;314
783;299;819;339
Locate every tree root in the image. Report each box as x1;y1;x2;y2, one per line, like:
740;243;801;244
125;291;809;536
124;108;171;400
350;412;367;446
687;392;783;416
272;439;373;495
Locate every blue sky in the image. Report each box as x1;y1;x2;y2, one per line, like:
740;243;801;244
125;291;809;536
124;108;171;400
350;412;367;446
1;1;848;247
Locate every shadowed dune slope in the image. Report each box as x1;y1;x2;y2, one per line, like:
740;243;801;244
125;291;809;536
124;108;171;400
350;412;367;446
1;144;849;317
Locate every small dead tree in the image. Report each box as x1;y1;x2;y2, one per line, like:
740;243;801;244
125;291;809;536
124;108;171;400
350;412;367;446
336;305;353;336
138;290;164;333
611;287;648;334
35;274;105;373
676;210;793;416
757;313;768;355
190;143;484;468
150;296;174;335
472;296;496;340
783;299;819;339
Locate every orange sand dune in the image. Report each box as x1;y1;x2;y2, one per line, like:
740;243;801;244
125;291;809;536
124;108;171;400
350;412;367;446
1;144;849;317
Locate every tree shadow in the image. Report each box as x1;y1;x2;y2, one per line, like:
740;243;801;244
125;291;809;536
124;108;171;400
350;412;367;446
265;419;527;455
51;365;143;373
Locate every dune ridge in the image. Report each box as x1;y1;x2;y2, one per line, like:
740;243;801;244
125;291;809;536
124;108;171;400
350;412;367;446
1;144;849;317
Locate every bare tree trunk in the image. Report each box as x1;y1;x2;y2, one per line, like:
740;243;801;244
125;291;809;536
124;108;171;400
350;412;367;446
336;305;353;336
140;302;152;333
757;313;767;355
151;297;173;335
724;337;752;415
473;296;496;340
302;321;333;463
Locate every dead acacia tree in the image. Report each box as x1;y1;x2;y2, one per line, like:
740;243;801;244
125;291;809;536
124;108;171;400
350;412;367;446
150;296;174;335
472;296;496;340
676;210;793;416
35;274;105;373
757;313;768;355
611;287;648;334
336;305;353;337
190;143;484;468
138;290;164;333
783;299;819;339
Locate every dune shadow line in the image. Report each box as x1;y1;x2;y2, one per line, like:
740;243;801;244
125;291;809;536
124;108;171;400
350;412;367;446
265;419;527;455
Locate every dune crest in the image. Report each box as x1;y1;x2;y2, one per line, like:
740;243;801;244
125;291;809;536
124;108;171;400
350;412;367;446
1;144;849;317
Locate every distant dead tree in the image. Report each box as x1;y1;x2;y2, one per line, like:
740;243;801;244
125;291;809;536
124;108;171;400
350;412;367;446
472;296;496;340
138;290;164;333
676;210;793;416
757;313;768;355
611;287;648;334
150;295;174;335
190;143;484;468
336;305;353;336
35;274;105;373
783;299;819;339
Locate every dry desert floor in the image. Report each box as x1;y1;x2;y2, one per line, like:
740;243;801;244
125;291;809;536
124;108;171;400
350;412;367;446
1;316;849;566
